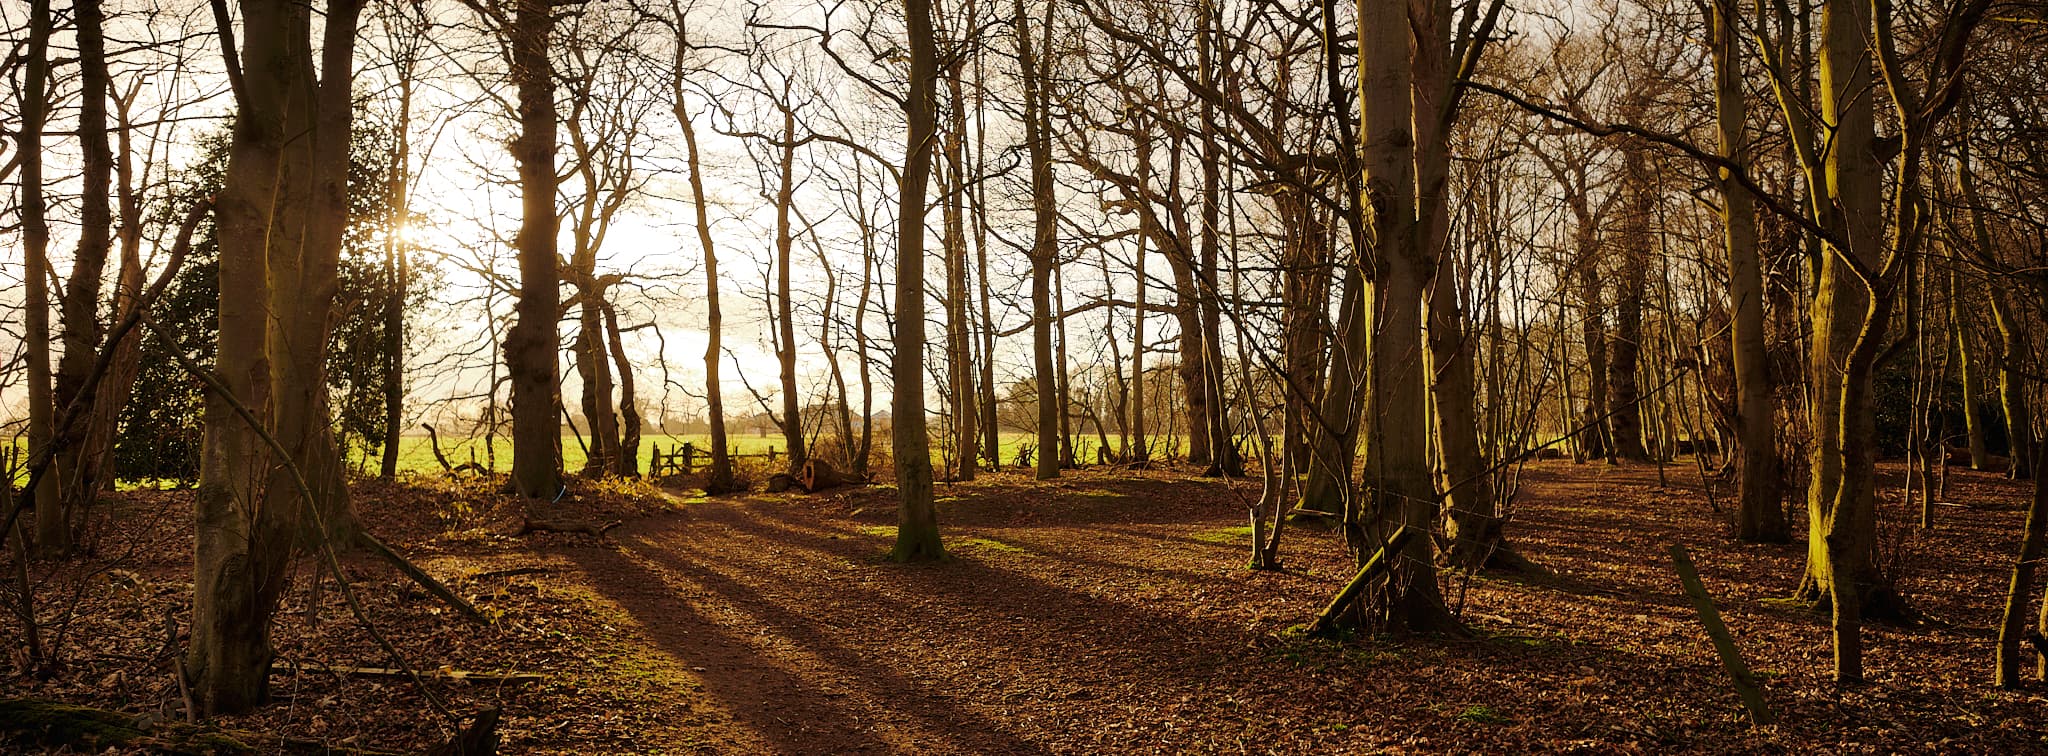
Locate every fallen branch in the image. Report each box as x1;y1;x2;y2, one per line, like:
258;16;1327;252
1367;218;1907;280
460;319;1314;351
515;513;621;539
1308;527;1414;637
280;664;542;685
1669;542;1776;726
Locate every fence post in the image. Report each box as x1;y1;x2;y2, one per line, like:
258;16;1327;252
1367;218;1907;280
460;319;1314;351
680;443;695;474
768;446;778;465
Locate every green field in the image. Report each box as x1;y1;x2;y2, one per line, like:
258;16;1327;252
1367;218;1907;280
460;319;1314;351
374;430;1114;475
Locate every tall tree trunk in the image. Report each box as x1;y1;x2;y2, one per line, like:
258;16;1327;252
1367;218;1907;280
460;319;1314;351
19;0;58;556
1990;292;2033;480
1352;0;1455;633
1608;151;1651;463
1580;264;1612;462
506;0;563;498
1957;141;2026;478
1997;450;2048;687
1710;0;1788;541
944;64;977;480
191;0;365;712
1019;0;1060;480
48;0;116;554
1131;225;1149;462
1952;275;1990;470
1414;0;1504;566
378;65;415;480
1798;0;1888;682
672;88;736;492
81;88;152;498
891;0;945;562
774;105;807;470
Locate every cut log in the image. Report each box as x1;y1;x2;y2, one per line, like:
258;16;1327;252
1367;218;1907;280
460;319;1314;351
766;473;797;493
796;458;865;492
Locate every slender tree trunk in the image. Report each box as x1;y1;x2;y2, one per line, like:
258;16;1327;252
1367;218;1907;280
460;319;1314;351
891;0;945;561
603;304;640;476
1019;0;1060;480
506;0;563;498
378;68;415;480
944;65;977;480
1997;450;2048;687
773;105;807;470
1953;273;1990;470
673;92;736;492
47;0;116;553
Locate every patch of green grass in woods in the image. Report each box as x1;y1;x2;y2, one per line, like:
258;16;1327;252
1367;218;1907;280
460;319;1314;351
953;537;1026;554
1191;525;1257;544
1456;704;1513;725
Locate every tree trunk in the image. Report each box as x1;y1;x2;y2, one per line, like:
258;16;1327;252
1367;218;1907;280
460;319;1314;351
1997;450;2048;687
1709;0;1788;541
773;105;807;470
506;0;563;498
943;64;977;480
891;0;945;562
191;0;365;713
603;304;640;477
1352;0;1455;633
19;0;59;556
672;88;736;492
1019;0;1061;481
1798;0;1887;682
1607;151;1651;463
378;61;415;480
48;0;116;550
1953;273;1990;470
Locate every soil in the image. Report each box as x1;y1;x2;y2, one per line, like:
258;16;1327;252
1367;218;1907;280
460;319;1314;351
9;459;2048;753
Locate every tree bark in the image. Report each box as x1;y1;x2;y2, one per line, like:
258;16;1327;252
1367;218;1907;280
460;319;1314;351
1352;0;1455;633
49;0;117;549
671;82;736;492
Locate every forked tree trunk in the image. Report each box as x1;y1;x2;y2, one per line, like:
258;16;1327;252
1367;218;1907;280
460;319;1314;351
603;303;640;477
1349;0;1456;634
190;0;365;713
49;0;116;549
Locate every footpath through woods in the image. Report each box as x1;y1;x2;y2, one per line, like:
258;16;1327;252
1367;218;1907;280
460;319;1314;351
13;462;2048;753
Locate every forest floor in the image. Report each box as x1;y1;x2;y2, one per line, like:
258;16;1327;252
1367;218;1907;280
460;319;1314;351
10;459;2048;753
